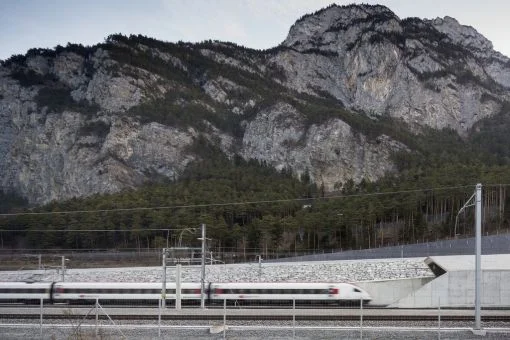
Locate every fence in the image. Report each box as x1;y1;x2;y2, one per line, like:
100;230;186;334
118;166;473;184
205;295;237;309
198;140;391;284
0;297;509;339
2;232;510;271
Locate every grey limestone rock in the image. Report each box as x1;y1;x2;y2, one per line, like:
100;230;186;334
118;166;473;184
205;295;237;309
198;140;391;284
1;4;509;204
275;4;510;133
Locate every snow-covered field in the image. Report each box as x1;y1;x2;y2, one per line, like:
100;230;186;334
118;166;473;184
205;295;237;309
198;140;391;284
1;258;434;283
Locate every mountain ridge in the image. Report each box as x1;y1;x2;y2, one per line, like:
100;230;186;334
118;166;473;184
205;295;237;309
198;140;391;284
0;3;509;205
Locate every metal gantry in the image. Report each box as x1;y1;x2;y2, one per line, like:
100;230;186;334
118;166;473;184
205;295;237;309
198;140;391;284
161;224;208;309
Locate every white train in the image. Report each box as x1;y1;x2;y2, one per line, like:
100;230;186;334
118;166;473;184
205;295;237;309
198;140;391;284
0;281;371;305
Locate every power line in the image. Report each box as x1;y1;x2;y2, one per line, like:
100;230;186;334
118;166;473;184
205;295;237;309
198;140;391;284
0;228;182;232
0;184;480;217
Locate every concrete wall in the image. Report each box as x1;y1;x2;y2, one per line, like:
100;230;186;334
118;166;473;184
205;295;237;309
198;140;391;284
356;277;434;305
391;270;510;308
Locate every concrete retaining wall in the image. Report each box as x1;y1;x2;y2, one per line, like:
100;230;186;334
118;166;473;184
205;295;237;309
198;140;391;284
391;270;510;308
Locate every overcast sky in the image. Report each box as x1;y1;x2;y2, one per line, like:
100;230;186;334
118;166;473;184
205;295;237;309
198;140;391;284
1;0;509;61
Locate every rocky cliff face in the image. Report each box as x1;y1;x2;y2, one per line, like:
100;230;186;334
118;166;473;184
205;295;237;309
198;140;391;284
276;4;510;133
0;49;201;204
241;102;406;191
0;4;509;205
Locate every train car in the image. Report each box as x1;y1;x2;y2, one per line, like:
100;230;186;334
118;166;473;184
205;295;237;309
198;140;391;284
0;281;371;305
0;281;54;303
209;282;371;305
53;282;202;304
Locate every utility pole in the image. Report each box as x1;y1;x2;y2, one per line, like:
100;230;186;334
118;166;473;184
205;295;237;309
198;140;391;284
257;255;263;279
161;248;166;308
200;223;206;309
176;264;181;310
474;183;482;331
453;184;484;334
61;256;66;282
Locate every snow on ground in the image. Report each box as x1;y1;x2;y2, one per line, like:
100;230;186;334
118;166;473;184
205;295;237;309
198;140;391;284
0;258;434;283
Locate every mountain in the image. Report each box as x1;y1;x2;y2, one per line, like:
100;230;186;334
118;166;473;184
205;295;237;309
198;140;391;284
277;4;510;132
0;3;509;205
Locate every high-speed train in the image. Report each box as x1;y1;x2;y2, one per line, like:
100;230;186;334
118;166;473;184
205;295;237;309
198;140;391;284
0;281;371;305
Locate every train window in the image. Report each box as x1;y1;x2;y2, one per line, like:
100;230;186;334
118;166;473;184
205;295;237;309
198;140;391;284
182;289;201;294
353;288;361;293
9;288;45;294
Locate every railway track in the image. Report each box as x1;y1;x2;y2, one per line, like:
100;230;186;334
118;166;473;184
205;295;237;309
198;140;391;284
2;315;509;322
1;306;509;322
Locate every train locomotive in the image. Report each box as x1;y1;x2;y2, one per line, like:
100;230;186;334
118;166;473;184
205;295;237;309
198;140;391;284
0;281;371;305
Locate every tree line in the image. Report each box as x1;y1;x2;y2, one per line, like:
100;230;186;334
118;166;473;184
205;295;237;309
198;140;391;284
1;142;509;255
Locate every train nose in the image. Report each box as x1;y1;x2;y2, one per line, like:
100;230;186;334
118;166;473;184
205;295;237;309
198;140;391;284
362;292;372;302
